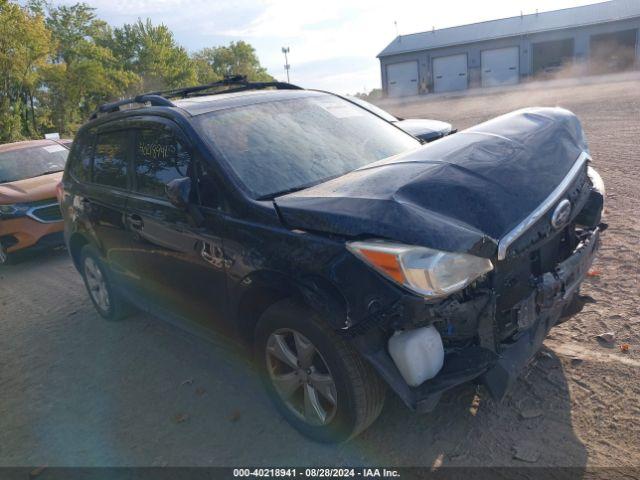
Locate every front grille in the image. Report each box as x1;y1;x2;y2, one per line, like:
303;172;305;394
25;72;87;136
493;226;575;340
492;168;593;341
28;202;62;223
507;166;590;258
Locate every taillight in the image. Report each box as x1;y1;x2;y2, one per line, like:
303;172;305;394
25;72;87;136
56;181;64;204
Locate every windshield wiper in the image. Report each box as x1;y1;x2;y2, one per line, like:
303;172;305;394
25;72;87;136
32;169;64;178
257;185;310;201
257;173;348;201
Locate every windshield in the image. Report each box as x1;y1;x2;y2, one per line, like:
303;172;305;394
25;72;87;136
0;145;68;183
195;94;419;198
346;96;398;123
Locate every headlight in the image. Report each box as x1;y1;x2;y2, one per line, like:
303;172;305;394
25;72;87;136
347;240;493;299
0;204;29;218
587;166;605;197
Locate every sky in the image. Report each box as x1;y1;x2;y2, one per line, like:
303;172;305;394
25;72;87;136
53;0;608;94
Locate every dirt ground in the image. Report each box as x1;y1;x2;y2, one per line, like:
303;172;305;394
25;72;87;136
1;77;639;470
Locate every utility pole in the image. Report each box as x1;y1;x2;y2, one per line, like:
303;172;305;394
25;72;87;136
282;47;291;83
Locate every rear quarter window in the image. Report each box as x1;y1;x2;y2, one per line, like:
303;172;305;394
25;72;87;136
93;131;129;189
67;134;94;181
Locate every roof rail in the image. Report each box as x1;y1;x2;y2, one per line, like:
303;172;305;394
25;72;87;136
90;75;304;120
90;94;176;120
149;75;304;99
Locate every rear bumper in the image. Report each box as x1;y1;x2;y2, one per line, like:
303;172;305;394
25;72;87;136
360;227;601;412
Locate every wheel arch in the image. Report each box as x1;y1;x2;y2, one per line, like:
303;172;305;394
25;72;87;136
234;270;349;346
68;232;91;270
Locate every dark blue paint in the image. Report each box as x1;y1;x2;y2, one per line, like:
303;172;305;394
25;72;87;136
276;107;588;258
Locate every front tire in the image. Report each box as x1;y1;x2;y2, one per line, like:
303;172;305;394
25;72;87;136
255;298;386;443
80;245;132;321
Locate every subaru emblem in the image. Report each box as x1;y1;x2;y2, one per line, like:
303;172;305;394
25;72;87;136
551;199;572;229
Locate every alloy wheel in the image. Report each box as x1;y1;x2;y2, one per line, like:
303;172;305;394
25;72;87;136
265;329;338;426
84;257;110;312
0;244;7;265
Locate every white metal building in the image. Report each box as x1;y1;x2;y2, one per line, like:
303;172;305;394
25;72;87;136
378;0;640;97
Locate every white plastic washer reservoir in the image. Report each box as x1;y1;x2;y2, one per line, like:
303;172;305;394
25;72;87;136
388;325;444;387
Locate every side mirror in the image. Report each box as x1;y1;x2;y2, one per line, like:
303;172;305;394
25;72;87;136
166;177;191;210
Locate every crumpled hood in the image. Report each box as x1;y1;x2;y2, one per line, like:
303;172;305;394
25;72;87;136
0;172;62;204
274;107;588;258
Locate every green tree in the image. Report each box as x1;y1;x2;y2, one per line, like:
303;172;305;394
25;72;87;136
191;49;222;84
355;88;383;101
0;1;51;141
192;41;274;83
106;19;197;91
0;1;275;143
42;3;138;133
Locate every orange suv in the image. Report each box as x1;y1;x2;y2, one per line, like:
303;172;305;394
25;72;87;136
0;139;71;264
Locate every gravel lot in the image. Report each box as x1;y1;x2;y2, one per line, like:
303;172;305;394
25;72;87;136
1;77;639;469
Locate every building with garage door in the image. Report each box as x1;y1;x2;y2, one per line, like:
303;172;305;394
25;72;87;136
378;0;640;97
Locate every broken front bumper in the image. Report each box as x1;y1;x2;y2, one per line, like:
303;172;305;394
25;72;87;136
481;226;600;400
359;227;601;412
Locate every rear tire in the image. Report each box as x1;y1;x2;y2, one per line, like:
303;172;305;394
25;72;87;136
80;245;132;321
255;298;386;443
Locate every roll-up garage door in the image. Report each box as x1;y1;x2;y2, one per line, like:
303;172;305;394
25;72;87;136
386;61;419;98
481;47;520;87
433;54;468;93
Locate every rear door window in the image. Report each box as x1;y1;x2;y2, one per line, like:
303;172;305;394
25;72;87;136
68;133;94;181
93;131;129;189
133;127;191;198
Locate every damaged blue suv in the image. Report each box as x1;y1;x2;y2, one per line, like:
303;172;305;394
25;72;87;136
60;78;605;442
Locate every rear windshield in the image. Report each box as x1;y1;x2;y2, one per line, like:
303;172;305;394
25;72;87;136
0;145;68;183
194;94;419;198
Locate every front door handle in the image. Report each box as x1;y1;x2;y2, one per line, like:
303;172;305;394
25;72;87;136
128;214;144;230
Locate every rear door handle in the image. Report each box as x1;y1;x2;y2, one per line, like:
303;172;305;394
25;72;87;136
127;214;144;230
